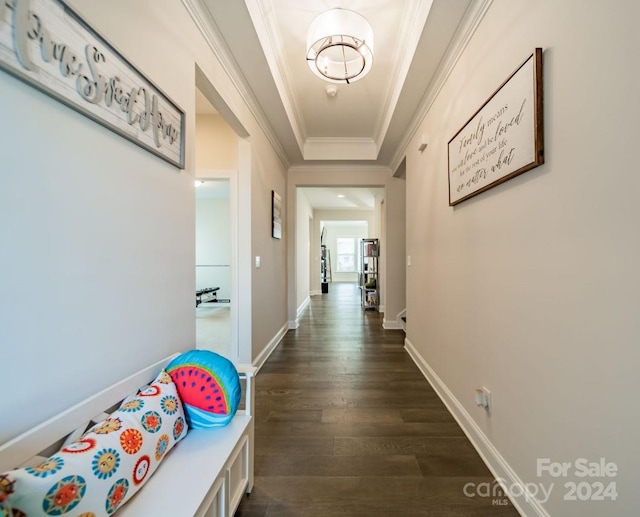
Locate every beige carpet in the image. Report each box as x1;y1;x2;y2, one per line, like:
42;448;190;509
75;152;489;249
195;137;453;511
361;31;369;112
195;304;231;358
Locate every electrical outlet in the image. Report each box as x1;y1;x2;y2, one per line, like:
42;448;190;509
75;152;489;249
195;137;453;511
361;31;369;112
475;387;491;411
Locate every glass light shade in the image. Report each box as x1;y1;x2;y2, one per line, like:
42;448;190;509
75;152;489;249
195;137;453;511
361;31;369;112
306;9;374;84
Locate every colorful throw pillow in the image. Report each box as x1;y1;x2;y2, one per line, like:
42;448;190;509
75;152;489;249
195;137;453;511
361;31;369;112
166;350;241;429
0;371;188;516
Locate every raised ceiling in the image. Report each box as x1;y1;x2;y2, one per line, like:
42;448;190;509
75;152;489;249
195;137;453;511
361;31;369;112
190;0;477;171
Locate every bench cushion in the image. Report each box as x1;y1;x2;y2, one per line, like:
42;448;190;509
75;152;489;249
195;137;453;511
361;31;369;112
0;371;187;517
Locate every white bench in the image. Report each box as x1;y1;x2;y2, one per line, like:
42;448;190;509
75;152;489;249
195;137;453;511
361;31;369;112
0;354;256;517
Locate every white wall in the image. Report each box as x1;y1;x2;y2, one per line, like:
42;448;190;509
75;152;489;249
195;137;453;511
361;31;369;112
0;0;289;443
382;177;406;325
0;0;197;443
405;1;640;515
250;146;288;358
196;197;231;299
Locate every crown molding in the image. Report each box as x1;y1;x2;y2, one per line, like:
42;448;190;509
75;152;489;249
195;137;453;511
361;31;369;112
289;163;393;175
389;0;494;172
182;0;290;169
244;0;308;152
372;0;435;153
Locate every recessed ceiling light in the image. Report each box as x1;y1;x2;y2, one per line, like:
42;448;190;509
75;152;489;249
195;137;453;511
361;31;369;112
337;194;345;198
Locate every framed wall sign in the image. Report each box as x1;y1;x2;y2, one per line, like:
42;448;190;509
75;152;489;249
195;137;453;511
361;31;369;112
0;0;185;168
448;48;544;205
271;190;282;239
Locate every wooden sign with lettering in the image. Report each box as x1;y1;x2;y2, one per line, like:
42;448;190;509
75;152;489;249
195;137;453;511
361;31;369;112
448;49;544;205
0;0;185;168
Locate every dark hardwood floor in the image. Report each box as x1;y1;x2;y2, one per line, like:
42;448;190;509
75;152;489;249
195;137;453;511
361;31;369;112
235;283;519;517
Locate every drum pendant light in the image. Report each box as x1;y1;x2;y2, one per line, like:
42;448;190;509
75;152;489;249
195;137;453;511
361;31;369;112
306;8;374;84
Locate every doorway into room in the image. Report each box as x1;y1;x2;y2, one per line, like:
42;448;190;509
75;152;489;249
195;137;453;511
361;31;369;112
194;82;243;363
195;179;231;357
193;65;253;364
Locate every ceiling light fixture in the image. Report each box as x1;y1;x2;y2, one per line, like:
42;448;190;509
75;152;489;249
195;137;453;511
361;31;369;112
306;8;374;84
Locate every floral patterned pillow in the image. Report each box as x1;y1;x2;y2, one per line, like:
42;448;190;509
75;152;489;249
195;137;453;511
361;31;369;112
0;370;188;516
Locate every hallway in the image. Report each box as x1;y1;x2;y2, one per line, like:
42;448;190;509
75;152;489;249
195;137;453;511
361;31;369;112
236;283;519;516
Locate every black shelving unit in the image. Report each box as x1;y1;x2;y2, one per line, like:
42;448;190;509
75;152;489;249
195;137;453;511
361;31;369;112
359;238;379;310
321;245;331;293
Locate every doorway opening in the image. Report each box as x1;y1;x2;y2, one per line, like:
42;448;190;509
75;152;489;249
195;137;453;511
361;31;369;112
320;220;369;293
296;186;382;308
195;179;231;357
194;65;253;363
194;82;241;363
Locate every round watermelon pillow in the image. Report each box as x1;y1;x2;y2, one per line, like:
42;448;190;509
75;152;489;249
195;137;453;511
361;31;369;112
166;350;241;429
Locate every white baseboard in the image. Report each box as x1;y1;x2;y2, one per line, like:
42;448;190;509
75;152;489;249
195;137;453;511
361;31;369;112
287;296;311;330
310;290;322;296
382;318;402;329
253;322;288;372
383;308;406;330
404;338;548;517
297;296;310;319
